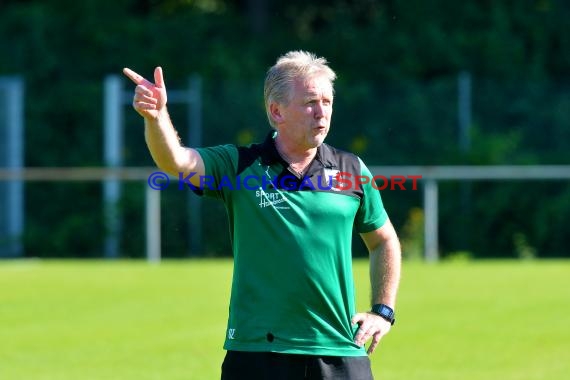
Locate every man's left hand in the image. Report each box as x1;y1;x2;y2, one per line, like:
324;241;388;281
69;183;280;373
352;312;392;354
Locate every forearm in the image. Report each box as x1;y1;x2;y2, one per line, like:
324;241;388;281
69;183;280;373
123;67;203;179
144;108;192;175
355;223;401;353
369;234;401;308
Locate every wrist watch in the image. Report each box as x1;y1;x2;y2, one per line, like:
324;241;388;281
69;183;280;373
371;303;396;325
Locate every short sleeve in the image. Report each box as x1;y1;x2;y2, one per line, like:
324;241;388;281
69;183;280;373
195;144;239;199
354;158;388;233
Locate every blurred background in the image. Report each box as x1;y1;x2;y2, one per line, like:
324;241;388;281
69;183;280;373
0;0;569;260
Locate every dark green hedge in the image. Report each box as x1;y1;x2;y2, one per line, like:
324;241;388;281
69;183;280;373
1;0;568;258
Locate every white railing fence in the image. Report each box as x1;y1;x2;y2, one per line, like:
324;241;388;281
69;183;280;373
1;166;569;262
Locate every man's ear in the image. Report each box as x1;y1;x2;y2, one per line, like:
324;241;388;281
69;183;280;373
270;102;284;124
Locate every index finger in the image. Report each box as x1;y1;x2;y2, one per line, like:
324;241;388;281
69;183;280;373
122;67;150;86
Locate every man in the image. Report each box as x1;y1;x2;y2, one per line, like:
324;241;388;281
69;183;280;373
123;51;401;380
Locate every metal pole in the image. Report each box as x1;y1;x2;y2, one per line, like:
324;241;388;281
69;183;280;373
103;75;123;258
0;77;24;258
146;185;161;263
187;75;202;256
424;179;439;262
458;71;473;249
458;71;472;152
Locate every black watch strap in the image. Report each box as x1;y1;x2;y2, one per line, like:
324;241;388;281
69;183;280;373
371;303;396;325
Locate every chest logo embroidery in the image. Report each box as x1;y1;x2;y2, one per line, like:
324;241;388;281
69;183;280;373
255;188;291;209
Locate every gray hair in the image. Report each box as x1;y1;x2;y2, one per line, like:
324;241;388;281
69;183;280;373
264;51;337;128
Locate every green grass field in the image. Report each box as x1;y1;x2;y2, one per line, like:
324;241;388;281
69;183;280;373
1;259;568;380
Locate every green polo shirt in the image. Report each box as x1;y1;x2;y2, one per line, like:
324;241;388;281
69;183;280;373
195;132;387;356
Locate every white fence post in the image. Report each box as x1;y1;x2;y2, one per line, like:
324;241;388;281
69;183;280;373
423;179;439;262
146;184;161;263
0;76;24;258
187;75;202;256
103;75;124;259
458;71;472;152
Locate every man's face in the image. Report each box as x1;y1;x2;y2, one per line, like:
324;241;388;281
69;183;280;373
276;75;334;150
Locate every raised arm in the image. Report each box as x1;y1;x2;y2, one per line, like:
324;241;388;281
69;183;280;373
123;67;204;183
352;219;402;354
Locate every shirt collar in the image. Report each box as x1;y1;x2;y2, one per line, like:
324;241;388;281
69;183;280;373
258;130;338;170
259;130;286;166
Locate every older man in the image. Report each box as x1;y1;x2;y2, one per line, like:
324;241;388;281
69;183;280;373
124;51;401;380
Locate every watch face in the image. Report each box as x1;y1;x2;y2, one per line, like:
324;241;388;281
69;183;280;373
373;304;393;318
372;304;395;325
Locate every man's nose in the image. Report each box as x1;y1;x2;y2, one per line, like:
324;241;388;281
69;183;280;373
314;101;325;118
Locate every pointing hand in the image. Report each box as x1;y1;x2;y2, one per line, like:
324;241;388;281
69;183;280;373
122;67;167;119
